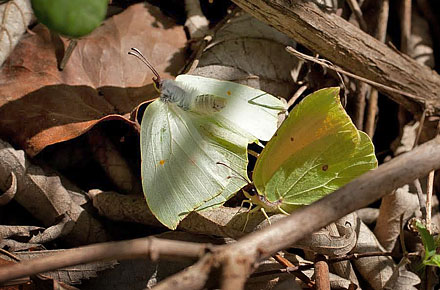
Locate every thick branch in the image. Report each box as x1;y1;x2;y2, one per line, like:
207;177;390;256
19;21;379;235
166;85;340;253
232;0;440;115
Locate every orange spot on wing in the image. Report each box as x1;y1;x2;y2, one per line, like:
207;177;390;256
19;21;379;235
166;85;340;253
227;90;231;96
159;160;165;165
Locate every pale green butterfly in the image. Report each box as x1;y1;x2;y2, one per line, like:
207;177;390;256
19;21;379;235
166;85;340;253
129;48;285;229
243;87;377;223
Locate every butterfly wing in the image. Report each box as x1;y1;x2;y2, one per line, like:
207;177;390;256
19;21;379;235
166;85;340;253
141;100;249;229
253;88;377;211
175;75;286;142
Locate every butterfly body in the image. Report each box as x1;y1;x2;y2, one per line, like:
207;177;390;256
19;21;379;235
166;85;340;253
159;79;227;114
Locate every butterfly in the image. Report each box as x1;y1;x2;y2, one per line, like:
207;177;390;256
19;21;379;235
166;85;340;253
129;48;285;229
245;87;377;224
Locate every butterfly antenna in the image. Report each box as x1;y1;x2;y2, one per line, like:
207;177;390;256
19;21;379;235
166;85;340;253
216;162;249;184
128;48;161;85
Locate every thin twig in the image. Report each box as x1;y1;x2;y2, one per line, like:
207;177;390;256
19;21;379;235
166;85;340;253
365;0;389;137
426;170;434;233
412;110;428;218
346;0;369;131
413;179;427;218
426;121;440;233
0;237;208;283
273;253;314;288
399;214;408;255
400;0;412;54
58;39;77;71
346;0;367;31
286;85;307;110
285;46;420;101
354;82;367;130
251;251;401;278
413;109;427;148
314;255;330;290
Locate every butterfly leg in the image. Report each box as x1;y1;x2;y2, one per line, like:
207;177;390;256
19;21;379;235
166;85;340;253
278;206;290;216
260;207;272;225
240;200;254;232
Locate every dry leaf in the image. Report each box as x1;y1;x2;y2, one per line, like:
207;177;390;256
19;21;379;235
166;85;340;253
192;13;300;97
328;215;359;286
352;218;395;290
384;258;420;290
0;239;44;251
0;3;186;156
374;185;419;251
0;139;108;245
87;129;141;194
28;214;75;244
356;207;379;225
0;225;44;239
0;0;34;66
294;220;356;256
0;172;17;206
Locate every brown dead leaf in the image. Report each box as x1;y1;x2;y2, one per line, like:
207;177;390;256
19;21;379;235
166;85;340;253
0;139;108;245
192;13;301;98
352;217;395;290
0;3;186;156
0;239;44;251
356;208;379;225
0;0;35;66
87;129;141;194
0;171;16;206
294;220;356;256
384;258;420;290
0;225;44;240
374;185;419;252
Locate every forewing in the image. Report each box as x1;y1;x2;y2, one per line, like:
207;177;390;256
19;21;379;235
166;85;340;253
141;100;248;229
175;75;285;141
253;88;372;208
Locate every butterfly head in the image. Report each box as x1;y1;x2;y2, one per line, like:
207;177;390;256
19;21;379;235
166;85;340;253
128;47;162;93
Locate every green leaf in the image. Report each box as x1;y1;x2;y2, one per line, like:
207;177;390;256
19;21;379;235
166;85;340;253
425;255;440;267
416;221;436;258
31;0;107;38
252;87;377;213
140;76;285;229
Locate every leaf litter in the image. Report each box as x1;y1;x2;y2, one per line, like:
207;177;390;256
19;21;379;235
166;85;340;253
0;1;439;289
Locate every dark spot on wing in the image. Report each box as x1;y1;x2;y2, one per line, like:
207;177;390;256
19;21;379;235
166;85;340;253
290;137;294;142
322;164;328;171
